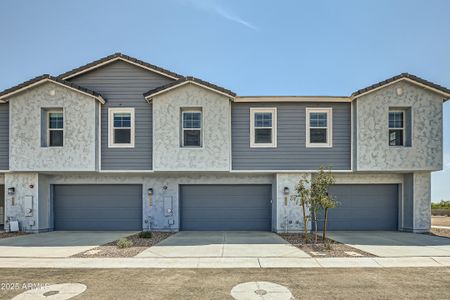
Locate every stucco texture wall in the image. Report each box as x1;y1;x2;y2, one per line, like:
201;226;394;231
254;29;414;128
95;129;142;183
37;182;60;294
356;81;443;171
9;82;98;171
276;173;311;232
4;173;39;232
152;84;231;171
413;171;431;232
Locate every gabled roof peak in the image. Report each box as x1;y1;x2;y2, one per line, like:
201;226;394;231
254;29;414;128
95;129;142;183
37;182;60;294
0;74;106;103
58;52;183;81
143;76;236;100
352;73;450;99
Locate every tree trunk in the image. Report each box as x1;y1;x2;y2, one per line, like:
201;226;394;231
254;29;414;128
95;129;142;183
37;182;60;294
302;201;309;243
323;207;329;241
313;209;318;244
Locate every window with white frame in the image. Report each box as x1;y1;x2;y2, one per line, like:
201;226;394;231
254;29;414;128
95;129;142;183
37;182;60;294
306;108;332;147
250;107;277;148
388;110;404;146
181;109;202;147
48;110;64;147
108;108;135;148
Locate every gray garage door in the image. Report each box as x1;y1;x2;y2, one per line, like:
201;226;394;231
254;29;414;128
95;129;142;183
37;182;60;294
54;184;142;231
180;184;272;231
315;184;399;231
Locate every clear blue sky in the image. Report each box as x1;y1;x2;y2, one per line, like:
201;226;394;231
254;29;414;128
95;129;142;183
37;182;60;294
1;0;449;201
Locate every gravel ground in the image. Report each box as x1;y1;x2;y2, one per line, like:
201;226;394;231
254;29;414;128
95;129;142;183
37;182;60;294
73;232;173;258
430;228;450;238
432;216;450;227
0;231;28;239
1;268;450;299
279;233;374;257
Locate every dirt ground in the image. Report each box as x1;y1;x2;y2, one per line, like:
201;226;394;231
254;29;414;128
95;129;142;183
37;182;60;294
0;231;27;239
432;216;450;227
73;232;173;258
279;233;373;257
0;268;449;299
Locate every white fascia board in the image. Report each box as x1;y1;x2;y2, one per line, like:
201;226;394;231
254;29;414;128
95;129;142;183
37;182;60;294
352;78;450;100
235;96;351;103
62;57;179;81
0;79;105;104
145;81;235;102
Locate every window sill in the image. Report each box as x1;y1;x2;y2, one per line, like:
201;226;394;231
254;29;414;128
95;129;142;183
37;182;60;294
306;144;333;148
180;146;204;149
108;145;135;149
250;144;277;148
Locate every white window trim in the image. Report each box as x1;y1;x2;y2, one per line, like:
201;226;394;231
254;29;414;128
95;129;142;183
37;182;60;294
388;110;405;147
108;107;135;148
250;107;277;148
306;107;333;148
181;109;203;148
47;109;64;148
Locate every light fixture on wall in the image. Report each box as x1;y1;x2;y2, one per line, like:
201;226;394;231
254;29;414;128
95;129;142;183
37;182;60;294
7;187;15;195
148;188;153;195
162;185;168;191
283;187;290;195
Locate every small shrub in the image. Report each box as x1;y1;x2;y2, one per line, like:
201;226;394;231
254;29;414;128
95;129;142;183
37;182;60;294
117;238;133;249
138;231;152;239
324;241;333;251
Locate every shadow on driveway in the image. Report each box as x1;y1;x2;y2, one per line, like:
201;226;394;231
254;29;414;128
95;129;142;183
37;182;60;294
328;231;450;257
0;231;134;257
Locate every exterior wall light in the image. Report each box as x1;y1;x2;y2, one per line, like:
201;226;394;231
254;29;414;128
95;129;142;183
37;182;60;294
148;188;153;195
8;187;15;195
283;187;290;195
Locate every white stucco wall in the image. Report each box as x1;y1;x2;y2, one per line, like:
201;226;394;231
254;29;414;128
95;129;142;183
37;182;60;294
9;82;98;171
4;173;39;232
276;173;311;232
413;171;431;232
152;84;231;171
356;81;443;171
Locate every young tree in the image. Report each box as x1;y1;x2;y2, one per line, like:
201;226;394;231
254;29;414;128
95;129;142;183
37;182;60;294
321;193;338;240
310;166;336;243
294;175;311;243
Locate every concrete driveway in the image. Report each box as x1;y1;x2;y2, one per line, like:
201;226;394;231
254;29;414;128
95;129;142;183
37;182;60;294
0;231;134;258
328;231;450;257
137;231;309;258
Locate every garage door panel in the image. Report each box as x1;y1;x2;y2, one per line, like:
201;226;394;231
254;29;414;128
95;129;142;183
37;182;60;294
182;208;270;219
54;184;142;231
316;184;398;231
180;184;272;231
55;208;141;219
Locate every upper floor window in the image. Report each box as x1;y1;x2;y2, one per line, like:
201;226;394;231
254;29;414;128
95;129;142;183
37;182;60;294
306;107;332;148
48;110;64;147
388;110;404;146
108;108;135;148
250;107;277;148
181;109;202;147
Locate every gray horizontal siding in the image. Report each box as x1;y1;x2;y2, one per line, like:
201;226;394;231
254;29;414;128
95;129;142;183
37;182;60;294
0;103;8;170
69;60;174;170
232;102;351;170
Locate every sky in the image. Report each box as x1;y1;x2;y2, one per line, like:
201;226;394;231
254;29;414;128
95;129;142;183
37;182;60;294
0;0;449;201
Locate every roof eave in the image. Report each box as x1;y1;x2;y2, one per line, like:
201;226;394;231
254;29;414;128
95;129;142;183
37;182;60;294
144;80;236;102
351;76;450;101
0;77;106;104
59;54;182;81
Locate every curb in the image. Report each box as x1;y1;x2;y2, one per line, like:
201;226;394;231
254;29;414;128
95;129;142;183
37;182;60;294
0;256;449;269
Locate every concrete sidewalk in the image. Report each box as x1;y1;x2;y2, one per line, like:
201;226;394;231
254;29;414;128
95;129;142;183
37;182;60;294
0;256;449;269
